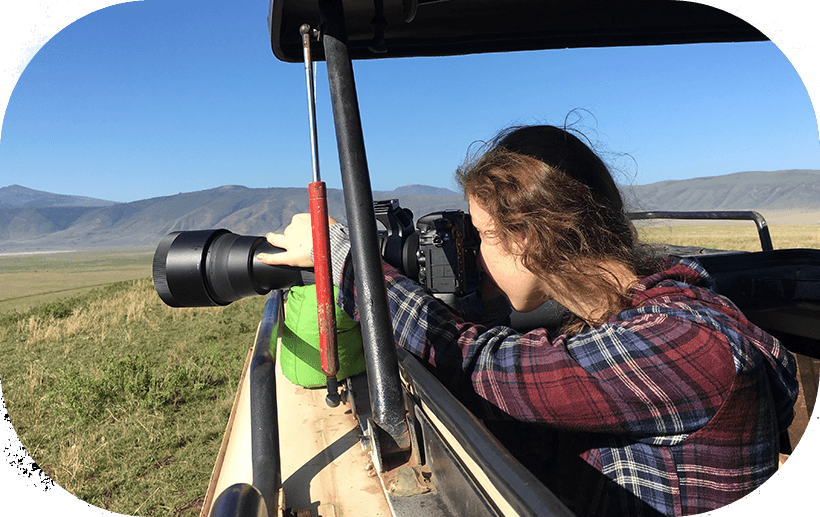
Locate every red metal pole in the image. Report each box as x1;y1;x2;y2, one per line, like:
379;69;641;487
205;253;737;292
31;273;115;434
302;25;341;407
309;181;340;406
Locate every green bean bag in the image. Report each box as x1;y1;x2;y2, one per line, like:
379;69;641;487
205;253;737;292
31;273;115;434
280;285;366;388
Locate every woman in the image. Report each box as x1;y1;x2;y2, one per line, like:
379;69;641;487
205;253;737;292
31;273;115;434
258;125;798;516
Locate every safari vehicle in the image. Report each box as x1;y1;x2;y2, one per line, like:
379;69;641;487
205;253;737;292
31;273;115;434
150;1;820;516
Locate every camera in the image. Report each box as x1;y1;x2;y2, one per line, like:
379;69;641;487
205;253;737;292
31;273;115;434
374;199;481;312
152;200;481;309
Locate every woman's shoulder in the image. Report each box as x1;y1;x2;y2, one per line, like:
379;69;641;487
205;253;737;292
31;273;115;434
565;259;744;373
626;256;745;325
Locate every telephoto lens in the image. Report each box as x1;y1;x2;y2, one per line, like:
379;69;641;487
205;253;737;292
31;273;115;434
152;229;314;307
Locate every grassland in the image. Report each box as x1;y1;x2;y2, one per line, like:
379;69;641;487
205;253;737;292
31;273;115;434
637;223;820;252
0;247;155;314
1;248;265;516
1;226;817;516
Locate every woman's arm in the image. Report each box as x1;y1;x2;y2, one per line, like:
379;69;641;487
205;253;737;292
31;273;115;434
259;216;735;439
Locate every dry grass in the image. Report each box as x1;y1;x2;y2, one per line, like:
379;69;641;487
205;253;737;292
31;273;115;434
637;224;820;252
0;247;153;314
15;283;219;349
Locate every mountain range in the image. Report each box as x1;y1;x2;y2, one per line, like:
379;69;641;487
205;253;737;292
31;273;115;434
1;170;819;252
0;184;468;251
620;170;820;212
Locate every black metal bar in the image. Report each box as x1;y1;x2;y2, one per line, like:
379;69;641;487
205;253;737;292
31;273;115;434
627;210;774;251
210;483;267;517
317;0;409;449
250;289;284;515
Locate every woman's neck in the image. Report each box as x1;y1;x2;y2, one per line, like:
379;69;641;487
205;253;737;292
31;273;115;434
548;260;639;326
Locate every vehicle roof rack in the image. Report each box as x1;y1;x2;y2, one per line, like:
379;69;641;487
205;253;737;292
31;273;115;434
269;0;767;63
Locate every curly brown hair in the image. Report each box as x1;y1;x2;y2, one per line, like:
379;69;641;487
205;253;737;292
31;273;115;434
456;125;660;333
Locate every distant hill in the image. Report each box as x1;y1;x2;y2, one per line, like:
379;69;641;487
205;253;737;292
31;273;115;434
623;170;820;212
0;184;467;251
1;170;818;252
388;184;459;196
0;184;117;209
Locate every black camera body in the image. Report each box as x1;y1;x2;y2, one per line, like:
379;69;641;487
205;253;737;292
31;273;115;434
374;199;481;312
416;209;480;298
153;199;480;309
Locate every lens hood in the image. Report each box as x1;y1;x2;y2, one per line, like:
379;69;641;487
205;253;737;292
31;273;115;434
153;229;310;307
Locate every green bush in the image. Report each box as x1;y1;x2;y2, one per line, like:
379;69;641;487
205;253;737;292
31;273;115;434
36;300;76;320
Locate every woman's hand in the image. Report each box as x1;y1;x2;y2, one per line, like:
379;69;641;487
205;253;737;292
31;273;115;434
256;213;337;268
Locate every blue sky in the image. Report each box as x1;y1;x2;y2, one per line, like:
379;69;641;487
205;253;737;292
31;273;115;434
1;0;818;203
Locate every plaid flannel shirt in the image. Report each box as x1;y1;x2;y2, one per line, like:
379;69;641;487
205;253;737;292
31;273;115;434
329;225;798;516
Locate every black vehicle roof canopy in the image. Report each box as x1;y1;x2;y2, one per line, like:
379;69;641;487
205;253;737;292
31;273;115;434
269;0;767;63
